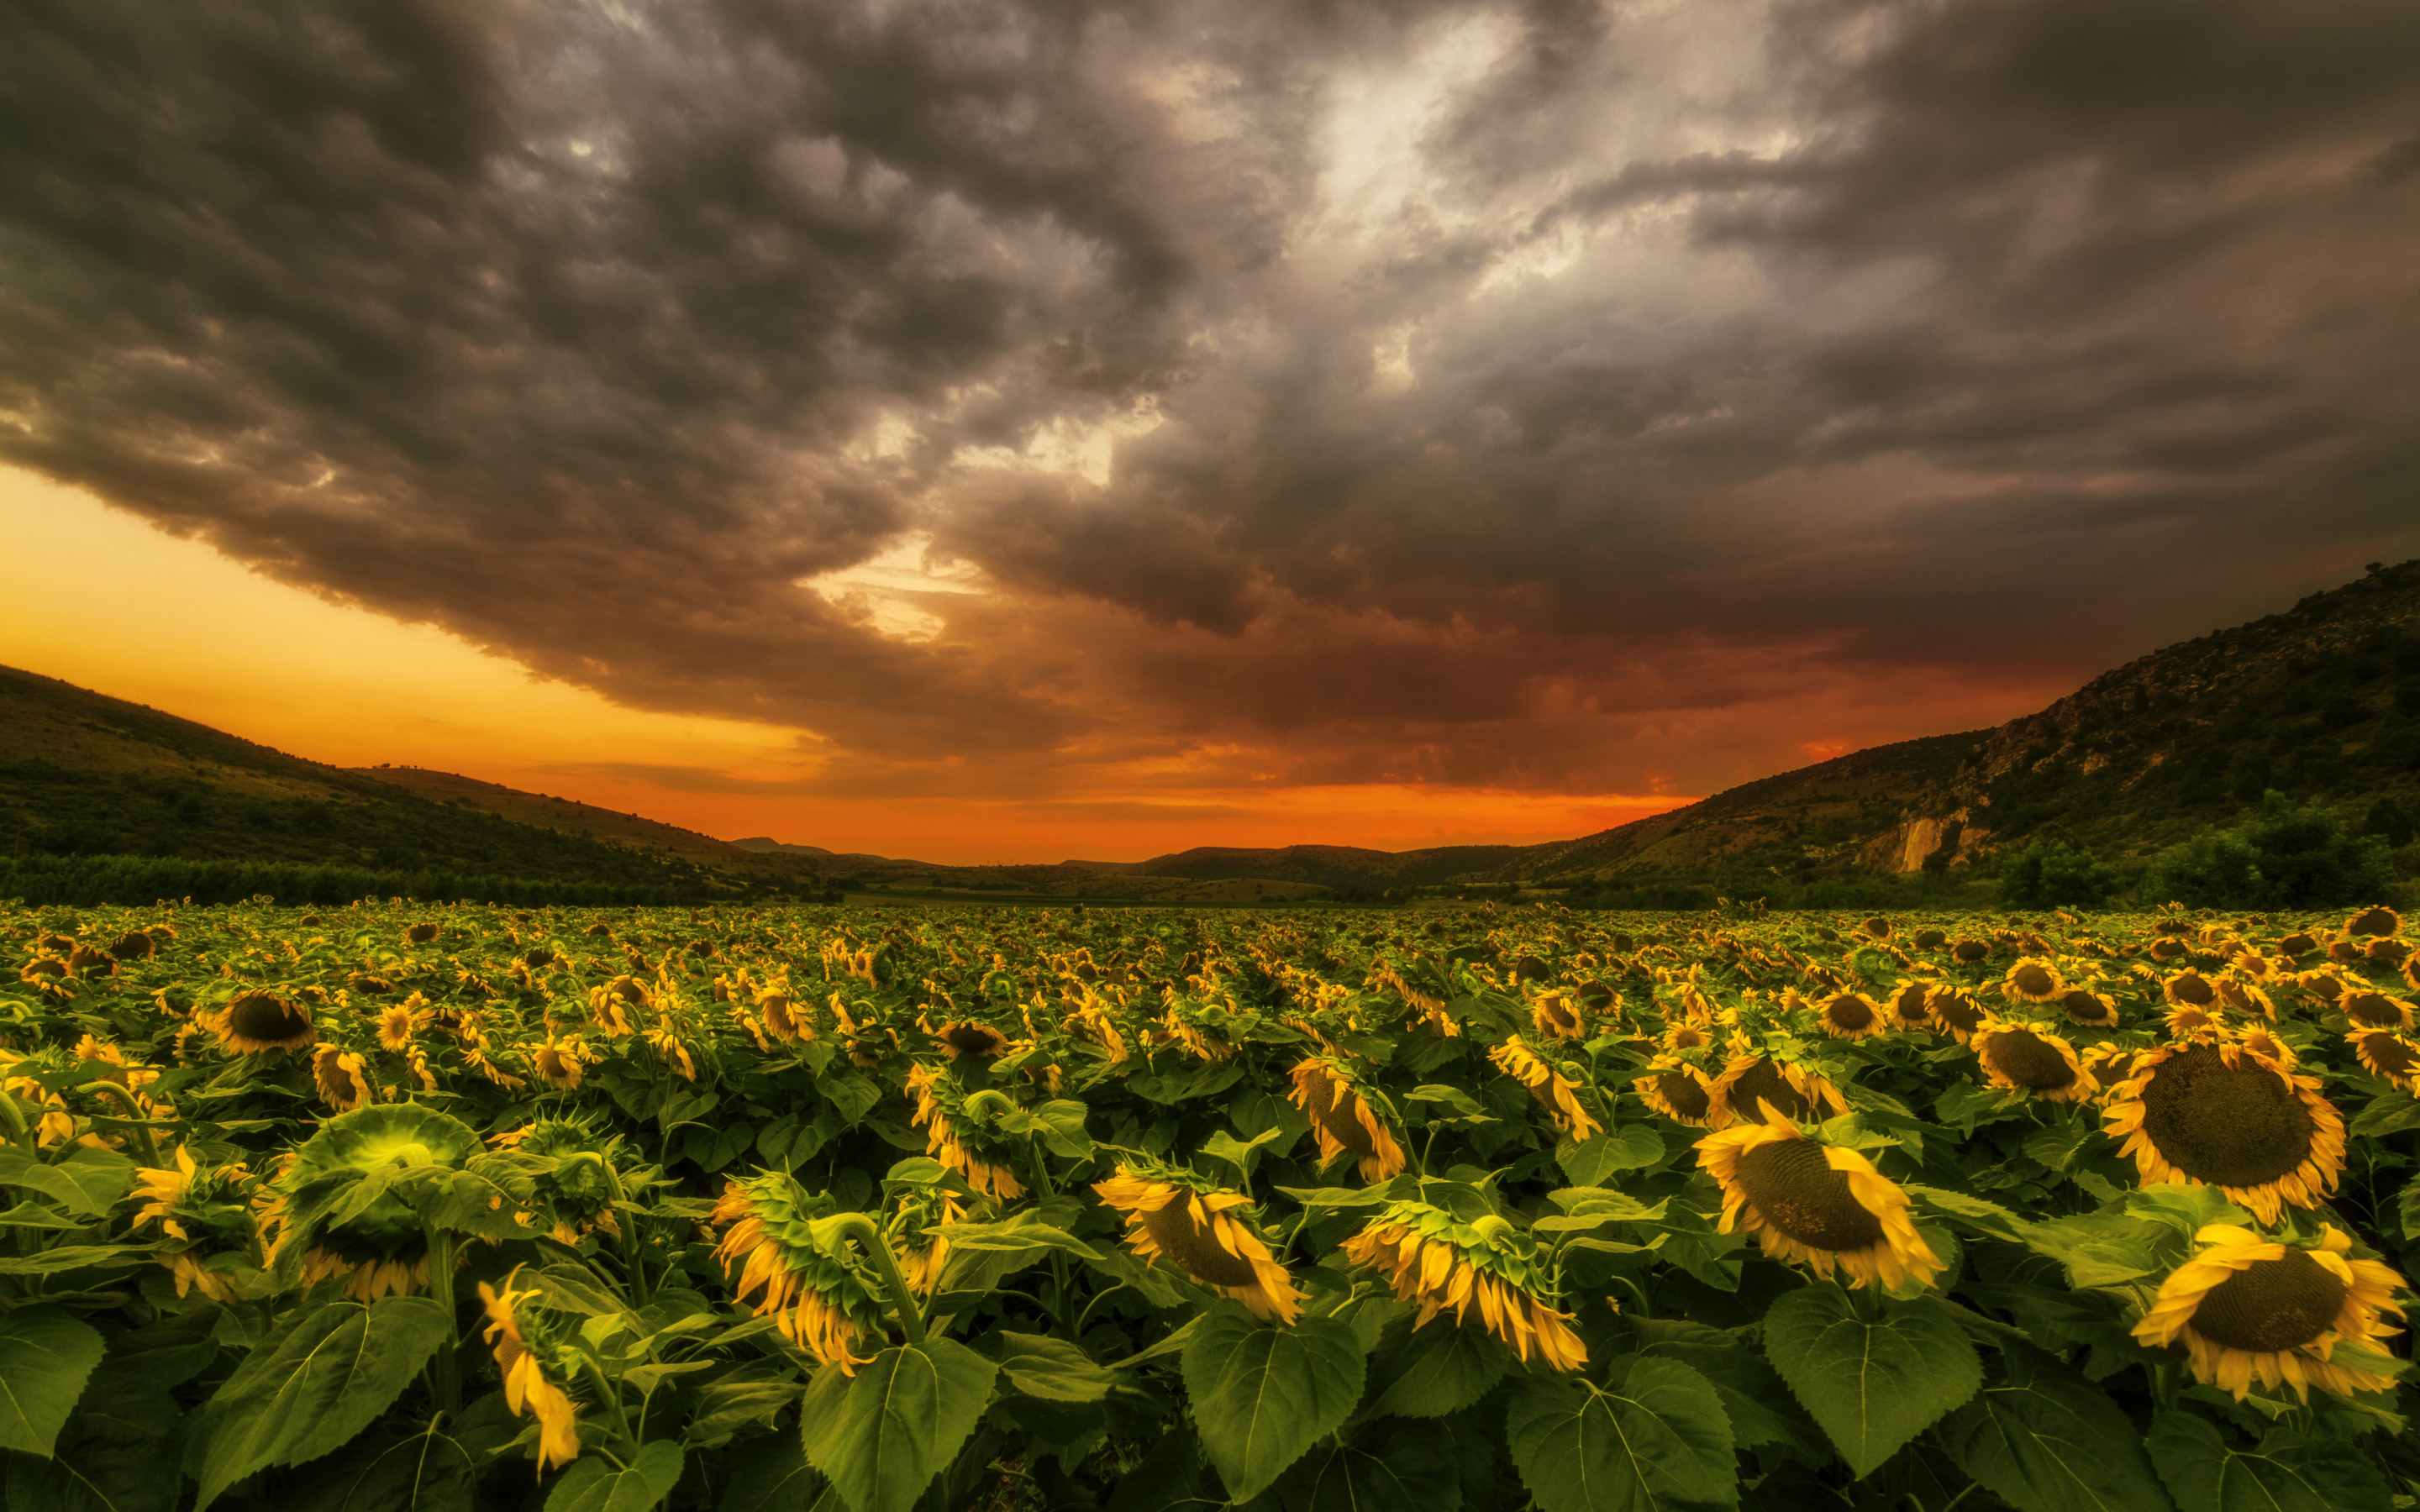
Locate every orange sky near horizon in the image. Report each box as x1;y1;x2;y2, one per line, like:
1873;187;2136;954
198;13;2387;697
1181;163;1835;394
0;466;1695;863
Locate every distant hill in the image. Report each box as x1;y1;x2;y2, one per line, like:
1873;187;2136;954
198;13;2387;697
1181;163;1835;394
731;837;838;857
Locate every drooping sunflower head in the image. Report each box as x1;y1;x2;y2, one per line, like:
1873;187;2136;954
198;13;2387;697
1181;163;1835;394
756;991;812;1043
1530;992;1586;1042
1886;981;1936;1032
879;1161;969;1297
2002;958;2064;1004
130;1145;258;1301
2340;991;2415;1032
2133;1225;2407;1403
2345;906;2402;940
903;1063;1027;1203
312;1045;375;1112
932;1020;1010;1060
1927;990;1988;1044
272;1103;481;1297
1340;1196;1586;1372
502;1116;623;1243
1094;1157;1300;1322
1970;1020;2096;1103
2349;1028;2419;1089
2104;1042;2346;1224
479;1268;583;1472
1818;991;1885;1040
2058;989;2119;1028
1951;939;1991;965
1696;1121;1942;1291
711;1170;889;1374
213;992;317;1053
1705;1053;1849;1126
1489;1036;1602;1141
1636;1058;1718;1126
1287;1056;1407;1183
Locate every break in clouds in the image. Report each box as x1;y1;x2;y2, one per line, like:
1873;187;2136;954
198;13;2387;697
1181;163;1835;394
3;0;2417;800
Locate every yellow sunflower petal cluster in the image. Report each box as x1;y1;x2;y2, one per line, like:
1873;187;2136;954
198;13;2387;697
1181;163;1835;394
2133;1225;2406;1402
1341;1200;1586;1372
1696;1121;1942;1291
711;1171;888;1374
904;1063;1027;1202
1488;1037;1602;1142
1704;1054;1849;1127
1636;1058;1718;1126
480;1270;582;1472
1287;1057;1407;1183
1094;1162;1301;1322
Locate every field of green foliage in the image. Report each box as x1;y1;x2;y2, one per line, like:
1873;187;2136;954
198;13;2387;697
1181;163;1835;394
2;896;2416;1512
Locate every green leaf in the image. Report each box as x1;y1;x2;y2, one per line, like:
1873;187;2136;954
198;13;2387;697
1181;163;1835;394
1506;1355;1738;1512
2399;1180;2420;1242
1762;1286;1981;1478
1943;1345;2173;1512
933;1213;1097;1262
1366;1316;1508;1419
1902;1185;2025;1241
992;1332;1122;1404
285;1420;481;1512
0;1149;103;1215
532;1262;635;1318
544;1441;686;1512
0;1307;108;1457
192;1296;454;1511
1273;1427;1461;1512
0;1200;90;1231
1556;1128;1664;1184
1197;1128;1283;1186
2144;1413;2390;1512
722;1433;834;1512
2022;1217;2169;1289
799;1339;997;1512
0;1245;146;1275
1181;1311;1365;1503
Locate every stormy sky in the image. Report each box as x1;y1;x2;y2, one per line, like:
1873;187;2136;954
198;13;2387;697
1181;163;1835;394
3;0;2416;833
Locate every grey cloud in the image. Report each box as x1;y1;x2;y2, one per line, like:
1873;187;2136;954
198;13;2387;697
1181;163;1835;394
2;0;2415;797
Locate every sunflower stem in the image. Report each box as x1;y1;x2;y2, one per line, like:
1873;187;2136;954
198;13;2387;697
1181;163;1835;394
826;1213;928;1345
0;1089;35;1147
75;1080;161;1167
424;1224;461;1414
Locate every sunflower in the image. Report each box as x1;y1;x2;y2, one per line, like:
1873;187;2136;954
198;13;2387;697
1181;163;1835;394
375;999;433;1052
2164;971;2221;1010
2344;906;2402;939
312;1046;374;1113
2058;989;2119;1028
2002;958;2064;1005
494;1117;623;1244
1696;1121;1942;1291
757;991;812;1043
1341;1199;1586;1372
1635;1058;1718;1126
883;1177;966;1297
129;1145;255;1303
931;1020;1010;1060
1287;1057;1407;1183
1927;990;1988;1044
2103;1042;2346;1224
1951;939;1991;965
904;1063;1026;1202
1816;991;1885;1040
480;1269;583;1471
2213;977;2275;1019
210;992;317;1053
1885;981;1936;1032
2349;1029;2419;1090
1970;1020;2096;1103
1660;1021;1716;1054
1095;1161;1301;1322
1531;992;1586;1042
2341;991;2414;1032
712;1171;889;1374
2133;1225;2406;1403
1705;1054;1850;1127
1489;1037;1602;1141
2165;1000;2225;1041
266;1104;480;1302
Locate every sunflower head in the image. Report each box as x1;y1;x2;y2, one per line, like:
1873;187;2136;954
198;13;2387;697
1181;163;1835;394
2164;970;2220;1009
1531;992;1586;1042
1637;1058;1718;1126
1661;1021;1715;1053
1094;1157;1300;1322
712;1170;891;1373
1288;1056;1408;1182
1696;1121;1942;1291
933;1021;1010;1060
1886;982;1936;1032
131;1145;258;1301
880;1161;969;1297
1818;991;1884;1040
479;1268;582;1471
1340;1196;1586;1371
2058;989;2119;1027
1927;990;1987;1042
502;1116;623;1242
1951;939;1991;965
1706;1054;1849;1126
2341;991;2414;1032
1971;1020;2096;1102
2349;1028;2419;1089
2133;1225;2407;1402
2002;959;2063;1004
2103;1041;2346;1224
1489;1036;1602;1141
271;1103;481;1294
312;1046;374;1112
2345;906;2402;940
214;992;317;1053
904;1063;1027;1202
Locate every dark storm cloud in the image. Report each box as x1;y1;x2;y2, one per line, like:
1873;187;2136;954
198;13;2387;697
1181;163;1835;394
3;0;2416;796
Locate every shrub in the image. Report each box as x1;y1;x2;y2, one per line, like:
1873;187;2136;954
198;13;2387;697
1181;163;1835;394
2139;792;2391;908
1995;838;2122;908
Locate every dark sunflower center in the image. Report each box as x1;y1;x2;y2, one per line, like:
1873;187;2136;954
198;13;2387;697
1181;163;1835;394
1826;995;1875;1031
2061;991;2112;1022
2012;965;2054;996
2139;1045;2317;1187
2344;993;2402;1027
1140;1199;1261;1286
1652;1071;1712;1120
1915;930;1948;949
2277;933;2316;956
944;1025;1003;1054
1733;1139;1885;1252
1725;1059;1814;1122
2167;973;2215;1005
1892;986;1931;1025
1933;993;1985;1033
1954;941;1989;963
2360;1034;2418;1077
2348;907;2398;938
1303;1074;1376;1155
1984;1029;2077;1091
2188;1248;2346;1353
227;993;310;1043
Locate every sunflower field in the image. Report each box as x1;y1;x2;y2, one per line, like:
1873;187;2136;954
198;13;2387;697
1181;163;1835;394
2;897;2417;1512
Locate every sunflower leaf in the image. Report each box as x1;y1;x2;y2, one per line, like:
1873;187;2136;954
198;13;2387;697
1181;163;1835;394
0;1305;107;1457
799;1339;995;1512
1943;1342;2174;1512
1181;1310;1365;1503
1555;1128;1663;1184
2146;1411;2391;1512
1366;1313;1508;1420
1505;1354;1737;1512
1762;1286;1981;1478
